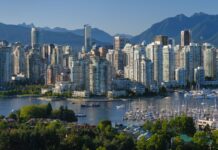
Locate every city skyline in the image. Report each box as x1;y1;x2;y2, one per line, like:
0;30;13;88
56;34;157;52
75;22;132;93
1;0;218;35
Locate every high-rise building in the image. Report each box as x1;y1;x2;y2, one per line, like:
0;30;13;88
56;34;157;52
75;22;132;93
154;35;168;45
70;56;84;90
133;45;143;81
181;30;191;47
114;36;128;50
175;68;186;86
98;47;107;58
140;56;153;87
203;43;216;79
46;65;54;85
175;43;202;83
62;45;72;68
41;44;55;65
123;43;134;80
123;44;144;81
106;49;115;64
149;42;163;85
194;66;205;85
190;43;202;68
113;49;124;72
168;38;175;46
0;45;12;82
84;24;92;52
216;49;218;80
26;50;42;82
180;46;194;82
163;45;175;82
174;45;182;69
70;50;114;96
54;45;64;66
13;44;25;75
31;27;39;49
89;56;112;95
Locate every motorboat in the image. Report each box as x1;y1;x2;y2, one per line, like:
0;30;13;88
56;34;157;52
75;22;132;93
81;103;100;108
206;93;217;99
75;113;86;117
116;104;125;109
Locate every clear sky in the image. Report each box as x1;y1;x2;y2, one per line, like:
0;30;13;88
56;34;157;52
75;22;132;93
1;0;218;35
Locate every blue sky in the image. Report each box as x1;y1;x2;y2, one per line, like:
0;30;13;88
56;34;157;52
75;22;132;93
1;0;218;35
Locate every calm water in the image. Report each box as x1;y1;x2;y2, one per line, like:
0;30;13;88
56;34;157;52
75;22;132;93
0;92;217;125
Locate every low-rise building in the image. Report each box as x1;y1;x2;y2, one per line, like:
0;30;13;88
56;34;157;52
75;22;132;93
52;81;72;94
72;91;90;98
11;73;26;81
41;87;52;95
107;90;127;98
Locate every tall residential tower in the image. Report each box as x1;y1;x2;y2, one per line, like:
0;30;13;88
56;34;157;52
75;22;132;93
31;27;39;49
84;24;92;52
181;30;191;47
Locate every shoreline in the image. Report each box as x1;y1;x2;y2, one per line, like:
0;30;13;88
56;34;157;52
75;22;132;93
0;94;41;99
0;94;169;102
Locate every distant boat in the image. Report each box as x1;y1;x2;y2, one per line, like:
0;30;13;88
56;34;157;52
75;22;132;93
75;113;86;117
206;94;217;99
116;104;125;109
178;90;184;94
81;103;100;108
121;99;128;102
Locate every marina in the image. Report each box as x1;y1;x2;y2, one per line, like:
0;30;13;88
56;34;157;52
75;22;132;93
122;89;218;128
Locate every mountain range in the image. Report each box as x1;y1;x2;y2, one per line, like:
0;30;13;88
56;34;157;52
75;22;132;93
132;12;218;46
0;12;218;49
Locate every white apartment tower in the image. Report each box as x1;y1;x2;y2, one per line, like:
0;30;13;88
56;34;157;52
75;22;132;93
149;42;163;85
13;44;25;75
140;56;153;87
180;46;194;82
203;43;216;79
162;45;175;82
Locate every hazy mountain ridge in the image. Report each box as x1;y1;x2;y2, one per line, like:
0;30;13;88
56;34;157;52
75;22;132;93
131;12;218;46
0;23;112;50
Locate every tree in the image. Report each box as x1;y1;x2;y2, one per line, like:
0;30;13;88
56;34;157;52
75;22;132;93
97;120;112;133
96;146;106;150
19;104;47;120
193;131;210;150
211;130;218;149
0;115;4;119
169;115;196;135
143;120;153;131
51;106;77;122
46;102;52;116
159;86;167;95
146;134;167;150
113;133;135;150
136;137;146;150
0;121;8;129
8;113;17;121
150;119;162;133
63;133;83;150
180;115;196;135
